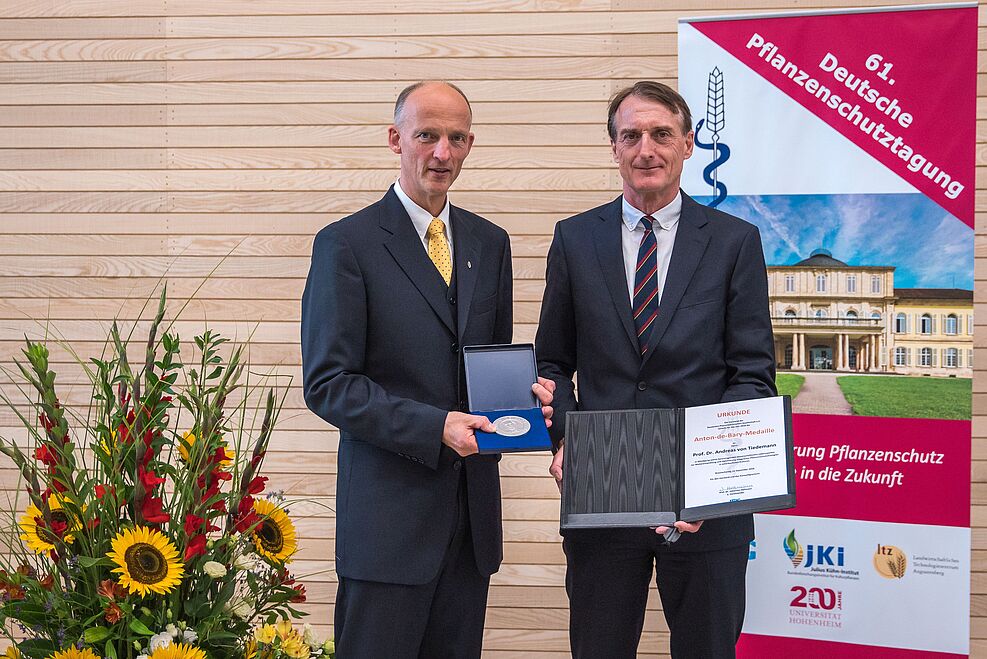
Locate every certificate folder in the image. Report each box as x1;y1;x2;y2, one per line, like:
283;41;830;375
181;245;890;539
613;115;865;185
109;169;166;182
561;396;795;530
463;343;552;454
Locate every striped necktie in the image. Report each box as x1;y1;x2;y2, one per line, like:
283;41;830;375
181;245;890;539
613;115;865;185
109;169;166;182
632;215;659;355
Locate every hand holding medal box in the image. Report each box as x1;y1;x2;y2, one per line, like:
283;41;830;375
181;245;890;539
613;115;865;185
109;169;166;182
463;343;552;453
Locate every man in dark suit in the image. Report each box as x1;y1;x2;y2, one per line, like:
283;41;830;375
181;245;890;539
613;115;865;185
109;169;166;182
301;81;553;659
536;81;776;658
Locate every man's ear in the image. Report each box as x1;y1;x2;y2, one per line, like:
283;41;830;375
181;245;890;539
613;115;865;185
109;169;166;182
387;125;401;155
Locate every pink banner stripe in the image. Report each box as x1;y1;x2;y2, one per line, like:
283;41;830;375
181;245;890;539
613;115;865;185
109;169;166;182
765;414;970;528
739;633;967;658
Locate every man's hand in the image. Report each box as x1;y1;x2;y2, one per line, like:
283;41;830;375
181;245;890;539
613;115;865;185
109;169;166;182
442;412;495;457
532;377;556;427
549;440;564;493
655;520;704;535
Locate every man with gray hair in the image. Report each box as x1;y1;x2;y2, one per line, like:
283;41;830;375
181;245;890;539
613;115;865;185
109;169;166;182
302;81;553;658
537;81;775;658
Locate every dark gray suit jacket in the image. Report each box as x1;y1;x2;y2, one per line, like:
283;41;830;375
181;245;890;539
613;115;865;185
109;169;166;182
536;192;776;551
301;187;513;584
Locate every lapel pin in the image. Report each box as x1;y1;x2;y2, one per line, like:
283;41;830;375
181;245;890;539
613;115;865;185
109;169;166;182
467;260;472;269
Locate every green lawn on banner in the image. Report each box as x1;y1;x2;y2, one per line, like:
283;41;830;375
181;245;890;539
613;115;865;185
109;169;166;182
775;374;805;400
836;376;971;420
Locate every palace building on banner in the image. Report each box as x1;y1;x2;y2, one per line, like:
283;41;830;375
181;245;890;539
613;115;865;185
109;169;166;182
769;249;972;376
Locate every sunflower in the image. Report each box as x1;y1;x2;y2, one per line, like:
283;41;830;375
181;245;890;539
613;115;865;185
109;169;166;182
47;649;101;659
147;644;207;659
179;431;233;468
107;526;184;596
3;647;21;659
250;499;297;564
19;494;80;554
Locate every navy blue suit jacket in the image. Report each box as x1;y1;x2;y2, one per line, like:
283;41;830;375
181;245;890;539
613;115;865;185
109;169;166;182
301;187;513;584
536;192;776;551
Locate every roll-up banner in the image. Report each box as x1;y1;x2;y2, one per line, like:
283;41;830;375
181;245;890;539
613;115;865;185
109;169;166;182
679;5;976;656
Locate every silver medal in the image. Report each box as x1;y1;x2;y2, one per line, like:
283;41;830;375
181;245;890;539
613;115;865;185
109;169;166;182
493;415;531;437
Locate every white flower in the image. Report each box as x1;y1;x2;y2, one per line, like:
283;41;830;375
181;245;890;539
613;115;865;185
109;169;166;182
182;628;198;643
302;623;320;649
165;623;178;638
149;632;173;652
229;599;252;619
203;560;228;579
233;554;255;571
137;655;148;659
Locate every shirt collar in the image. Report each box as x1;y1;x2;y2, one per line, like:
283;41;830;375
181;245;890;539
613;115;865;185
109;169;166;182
621;190;683;232
394;180;451;242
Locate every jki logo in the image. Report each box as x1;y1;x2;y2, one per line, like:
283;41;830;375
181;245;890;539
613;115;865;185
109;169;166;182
784;529;845;568
805;544;845;568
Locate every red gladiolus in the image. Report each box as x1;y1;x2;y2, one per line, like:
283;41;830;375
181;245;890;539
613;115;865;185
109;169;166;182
138;466;166;490
289;584;307;603
184;513;205;536
247;476;267;495
39;413;55;431
48;517;68;537
141;495;170;524
34;445;57;466
233;496;260;533
185;534;206;561
209;499;227;513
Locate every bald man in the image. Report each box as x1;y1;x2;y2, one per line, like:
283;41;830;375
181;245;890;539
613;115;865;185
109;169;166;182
302;81;553;658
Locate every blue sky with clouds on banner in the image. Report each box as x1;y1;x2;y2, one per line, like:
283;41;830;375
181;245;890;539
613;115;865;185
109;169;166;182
693;193;973;290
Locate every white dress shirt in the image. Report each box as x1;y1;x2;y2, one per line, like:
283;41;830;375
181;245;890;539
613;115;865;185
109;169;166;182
621;191;682;305
394;180;454;259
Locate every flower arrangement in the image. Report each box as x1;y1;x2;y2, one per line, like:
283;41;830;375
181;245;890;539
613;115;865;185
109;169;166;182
0;290;331;658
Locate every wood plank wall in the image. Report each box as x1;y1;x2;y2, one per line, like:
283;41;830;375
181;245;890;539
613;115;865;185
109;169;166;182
0;1;983;656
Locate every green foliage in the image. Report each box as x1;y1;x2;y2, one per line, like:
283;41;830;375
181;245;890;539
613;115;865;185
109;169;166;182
775;374;806;400
836;375;971;420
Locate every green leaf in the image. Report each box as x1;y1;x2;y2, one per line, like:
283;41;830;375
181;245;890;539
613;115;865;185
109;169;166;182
16;639;57;659
105;639;119;659
84;626;112;643
78;555;112;569
129;618;155;636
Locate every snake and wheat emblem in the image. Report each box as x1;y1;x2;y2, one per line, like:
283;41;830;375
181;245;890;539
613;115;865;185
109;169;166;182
694;67;730;207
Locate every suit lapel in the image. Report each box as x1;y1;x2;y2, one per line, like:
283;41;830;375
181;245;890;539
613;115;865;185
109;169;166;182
379;188;455;335
593;197;638;352
451;206;482;340
641;193;710;364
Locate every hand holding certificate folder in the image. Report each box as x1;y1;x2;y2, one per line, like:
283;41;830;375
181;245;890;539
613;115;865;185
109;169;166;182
560;396;796;530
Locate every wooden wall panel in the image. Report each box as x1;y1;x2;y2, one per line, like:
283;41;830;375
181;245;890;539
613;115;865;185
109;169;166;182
0;1;983;657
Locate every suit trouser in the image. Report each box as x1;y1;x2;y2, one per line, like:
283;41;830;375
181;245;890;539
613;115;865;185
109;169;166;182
564;528;749;659
334;471;490;659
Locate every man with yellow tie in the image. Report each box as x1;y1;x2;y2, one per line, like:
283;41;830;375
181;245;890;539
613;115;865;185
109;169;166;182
301;81;553;658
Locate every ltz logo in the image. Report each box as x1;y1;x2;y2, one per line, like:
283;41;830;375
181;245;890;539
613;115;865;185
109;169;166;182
783;529;845;569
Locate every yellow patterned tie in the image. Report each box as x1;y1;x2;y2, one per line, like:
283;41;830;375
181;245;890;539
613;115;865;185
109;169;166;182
427;218;452;285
